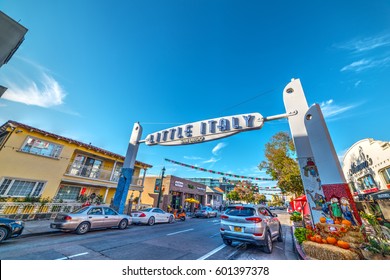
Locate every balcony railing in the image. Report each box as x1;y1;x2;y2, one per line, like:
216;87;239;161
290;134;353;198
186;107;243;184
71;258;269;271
64;163;144;187
65;163;120;182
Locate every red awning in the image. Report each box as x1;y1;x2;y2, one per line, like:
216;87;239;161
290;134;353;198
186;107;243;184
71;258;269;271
293;195;307;202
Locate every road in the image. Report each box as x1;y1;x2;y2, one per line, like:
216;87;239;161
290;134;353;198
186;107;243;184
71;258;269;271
0;210;298;260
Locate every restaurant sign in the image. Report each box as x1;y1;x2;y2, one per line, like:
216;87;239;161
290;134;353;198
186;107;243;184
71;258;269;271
145;113;264;146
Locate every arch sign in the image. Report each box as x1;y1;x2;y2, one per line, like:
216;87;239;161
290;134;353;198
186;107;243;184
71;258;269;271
145;113;264;146
113;78;361;228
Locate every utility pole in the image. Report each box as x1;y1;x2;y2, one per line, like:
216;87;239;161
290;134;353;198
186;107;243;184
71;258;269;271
156;167;166;208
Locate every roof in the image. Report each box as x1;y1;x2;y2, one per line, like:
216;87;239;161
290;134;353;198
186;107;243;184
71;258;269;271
1;120;152;168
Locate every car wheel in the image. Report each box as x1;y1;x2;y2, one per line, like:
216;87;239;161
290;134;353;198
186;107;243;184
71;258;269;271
263;230;273;254
0;227;9;242
223;238;233;246
207;213;210;218
76;222;90;235
148;216;155;226
168;215;174;223
277;225;283;242
118;219;128;230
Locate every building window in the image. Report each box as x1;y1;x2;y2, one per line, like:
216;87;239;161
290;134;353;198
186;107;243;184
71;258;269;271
20;136;63;158
56;185;81;201
68;154;103;179
357;174;377;190
0;178;45;197
380;166;390;185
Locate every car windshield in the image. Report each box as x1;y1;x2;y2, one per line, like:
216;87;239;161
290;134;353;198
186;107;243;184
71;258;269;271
141;208;153;212
225;207;255;217
71;207;89;214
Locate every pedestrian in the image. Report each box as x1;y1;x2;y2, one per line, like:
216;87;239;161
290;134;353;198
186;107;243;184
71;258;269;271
219;204;222;213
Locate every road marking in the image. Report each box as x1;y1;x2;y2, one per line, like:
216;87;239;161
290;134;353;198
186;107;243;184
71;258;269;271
55;252;89;260
166;228;194;236
197;244;226;260
209;233;220;238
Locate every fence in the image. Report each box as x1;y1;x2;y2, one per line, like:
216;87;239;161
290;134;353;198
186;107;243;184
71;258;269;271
0;202;83;220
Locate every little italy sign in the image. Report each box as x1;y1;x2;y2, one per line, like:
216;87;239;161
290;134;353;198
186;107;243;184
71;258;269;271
145;113;264;146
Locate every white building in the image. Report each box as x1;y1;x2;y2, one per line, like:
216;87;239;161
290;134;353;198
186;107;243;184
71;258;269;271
342;138;390;198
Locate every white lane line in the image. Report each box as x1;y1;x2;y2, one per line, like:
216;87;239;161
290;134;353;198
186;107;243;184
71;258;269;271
166;228;194;236
55;252;89;260
197;244;226;260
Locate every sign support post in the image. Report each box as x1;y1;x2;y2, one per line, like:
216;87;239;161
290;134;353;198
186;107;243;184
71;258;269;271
112;122;142;214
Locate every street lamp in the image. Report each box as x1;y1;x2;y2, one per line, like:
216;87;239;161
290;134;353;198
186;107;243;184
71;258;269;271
157;167;166;208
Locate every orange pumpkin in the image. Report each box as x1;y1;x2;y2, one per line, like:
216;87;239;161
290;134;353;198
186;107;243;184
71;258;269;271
315;235;322;243
341;220;352;227
319;217;326;223
340;227;347;233
337;240;350;249
322;239;327;244
334;220;341;225
326;236;337;245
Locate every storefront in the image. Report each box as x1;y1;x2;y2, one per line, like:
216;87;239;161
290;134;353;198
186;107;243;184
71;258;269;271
342;138;390;199
168;176;206;211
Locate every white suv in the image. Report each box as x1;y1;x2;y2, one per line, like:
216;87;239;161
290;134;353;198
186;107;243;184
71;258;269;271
220;204;283;253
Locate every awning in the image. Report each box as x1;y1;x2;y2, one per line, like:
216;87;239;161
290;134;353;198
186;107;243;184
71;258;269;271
184;198;200;204
293;195;307;202
369;190;390;200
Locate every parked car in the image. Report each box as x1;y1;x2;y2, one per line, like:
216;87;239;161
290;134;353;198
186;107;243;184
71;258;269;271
50;206;131;235
131;208;174;226
194;206;218;218
220;204;283;253
0;217;24;243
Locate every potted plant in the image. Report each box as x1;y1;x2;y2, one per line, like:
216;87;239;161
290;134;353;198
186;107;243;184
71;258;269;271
290;211;303;227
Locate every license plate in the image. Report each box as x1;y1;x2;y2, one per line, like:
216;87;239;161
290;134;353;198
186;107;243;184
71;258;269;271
234;226;242;232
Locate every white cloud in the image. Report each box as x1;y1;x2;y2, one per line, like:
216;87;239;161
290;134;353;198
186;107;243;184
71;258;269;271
354;80;362;88
183;156;204;160
318;99;358;119
3;73;66;107
336;34;390;53
340;57;390;72
203;157;220;164
212;142;227;155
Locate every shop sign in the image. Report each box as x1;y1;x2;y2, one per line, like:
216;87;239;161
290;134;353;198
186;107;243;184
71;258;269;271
174;181;184;188
348;147;373;175
145;113;264;146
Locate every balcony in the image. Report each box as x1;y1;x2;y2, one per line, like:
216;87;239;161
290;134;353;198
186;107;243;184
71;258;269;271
64;163;144;187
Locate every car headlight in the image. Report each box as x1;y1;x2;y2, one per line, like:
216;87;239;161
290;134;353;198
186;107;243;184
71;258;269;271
13;220;24;226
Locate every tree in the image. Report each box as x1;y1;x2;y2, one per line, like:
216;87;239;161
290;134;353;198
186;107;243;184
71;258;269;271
259;132;304;197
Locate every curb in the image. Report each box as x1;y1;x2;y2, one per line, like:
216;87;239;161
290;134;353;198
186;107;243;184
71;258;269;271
21;230;61;238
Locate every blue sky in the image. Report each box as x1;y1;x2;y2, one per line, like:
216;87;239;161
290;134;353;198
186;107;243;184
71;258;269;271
1;1;390;192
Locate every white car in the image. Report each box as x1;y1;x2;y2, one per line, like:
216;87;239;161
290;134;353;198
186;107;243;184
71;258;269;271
131;208;174;226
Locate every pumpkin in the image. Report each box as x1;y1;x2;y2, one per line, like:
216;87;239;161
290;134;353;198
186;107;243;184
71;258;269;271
340;227;347;233
341;220;352;227
319;217;326;223
334;219;341;225
310;236;316;242
337;240;350;249
322;239;327;244
326;236;337;245
315;235;322;243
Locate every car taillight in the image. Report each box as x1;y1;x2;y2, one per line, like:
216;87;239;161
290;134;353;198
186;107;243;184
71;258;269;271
253;233;263;236
64;216;72;221
139;213;146;217
220;228;225;231
220;215;229;220
245;217;262;223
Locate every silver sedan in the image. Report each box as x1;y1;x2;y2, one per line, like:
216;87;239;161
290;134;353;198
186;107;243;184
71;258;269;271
131;207;174;225
50;206;132;234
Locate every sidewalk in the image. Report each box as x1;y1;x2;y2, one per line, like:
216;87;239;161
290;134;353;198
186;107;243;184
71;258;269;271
21;219;58;237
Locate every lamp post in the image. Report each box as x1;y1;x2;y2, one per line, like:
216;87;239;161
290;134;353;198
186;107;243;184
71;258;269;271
157;167;166;208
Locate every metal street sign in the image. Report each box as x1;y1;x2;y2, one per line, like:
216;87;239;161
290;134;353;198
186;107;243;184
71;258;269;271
145;112;264;146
